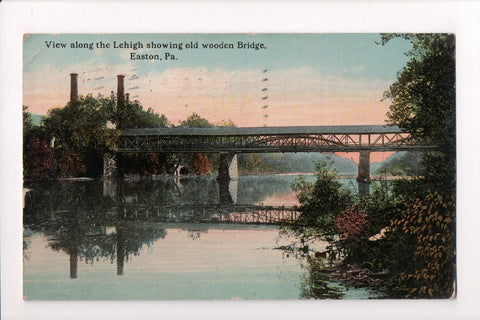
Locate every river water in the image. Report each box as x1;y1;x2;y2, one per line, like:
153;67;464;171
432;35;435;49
23;175;378;300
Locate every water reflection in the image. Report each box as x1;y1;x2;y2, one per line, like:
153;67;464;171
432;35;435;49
300;256;344;299
23;175;374;299
24;176;303;280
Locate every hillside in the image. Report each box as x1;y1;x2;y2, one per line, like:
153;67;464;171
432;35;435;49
372;151;422;176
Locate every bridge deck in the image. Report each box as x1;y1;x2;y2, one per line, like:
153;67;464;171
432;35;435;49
123;125;403;136
119;125;433;153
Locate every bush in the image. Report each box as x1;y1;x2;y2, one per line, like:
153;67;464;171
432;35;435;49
389;192;455;298
287;161;354;242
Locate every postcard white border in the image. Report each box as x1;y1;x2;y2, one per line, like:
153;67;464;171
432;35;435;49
1;1;480;319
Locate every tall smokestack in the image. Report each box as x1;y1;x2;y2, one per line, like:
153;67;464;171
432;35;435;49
117;74;125;108
70;73;78;103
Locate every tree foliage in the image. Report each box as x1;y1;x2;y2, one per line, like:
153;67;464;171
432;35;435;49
24;137;54;178
289;161;354;241
390;193;455;298
178;113;214;174
373;34;457;298
381;33;455;196
41;96;118;177
180;112;212;128
37;95;169;177
335;206;369;241
116;99;168;130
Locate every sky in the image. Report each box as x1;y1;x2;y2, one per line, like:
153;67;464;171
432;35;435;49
23;34;412;125
23;34;412;163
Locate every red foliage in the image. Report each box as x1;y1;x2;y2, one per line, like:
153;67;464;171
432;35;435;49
58;149;86;177
24;138;54;178
191;153;211;174
335;207;369;240
144;152;162;174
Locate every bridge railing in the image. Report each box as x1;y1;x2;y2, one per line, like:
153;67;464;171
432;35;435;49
118;131;433;153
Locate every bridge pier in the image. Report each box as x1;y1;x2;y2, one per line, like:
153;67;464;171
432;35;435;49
357;150;370;197
103;153;118;178
218;179;238;205
217;152;239;181
69;248;78;279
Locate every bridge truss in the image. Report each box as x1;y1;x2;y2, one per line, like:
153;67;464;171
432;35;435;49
118;125;433;153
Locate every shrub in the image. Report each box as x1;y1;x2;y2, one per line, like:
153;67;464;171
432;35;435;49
390;192;455;298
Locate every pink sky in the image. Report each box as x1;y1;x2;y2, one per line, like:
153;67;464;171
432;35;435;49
23;67;392;126
23;67;395;162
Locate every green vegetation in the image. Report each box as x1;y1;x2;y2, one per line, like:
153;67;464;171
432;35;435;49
239;153;358;175
23;95;169;178
373;152;422;176
285;34;456;299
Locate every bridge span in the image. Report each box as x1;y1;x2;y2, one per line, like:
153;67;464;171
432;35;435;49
118;125;430;153
114;125;434;193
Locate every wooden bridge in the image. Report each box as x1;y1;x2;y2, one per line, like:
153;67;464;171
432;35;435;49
117;125;432;153
115;125;435;189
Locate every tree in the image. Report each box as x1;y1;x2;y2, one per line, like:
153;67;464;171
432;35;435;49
378;33;456;298
23;106;53;179
179;113;214;174
389;193;455;298
24;137;54;178
116;99;168;130
191;153;211;174
381;34;455;196
289;161;354;242
23;105;34;137
180;112;212;128
43;95;118;177
114;99;170;176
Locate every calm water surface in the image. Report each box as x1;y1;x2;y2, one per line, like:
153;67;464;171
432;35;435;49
23;175;378;300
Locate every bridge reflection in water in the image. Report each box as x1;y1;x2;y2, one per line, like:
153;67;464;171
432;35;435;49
24;176;308;280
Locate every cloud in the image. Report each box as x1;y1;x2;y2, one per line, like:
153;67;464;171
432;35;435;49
23;65;392;127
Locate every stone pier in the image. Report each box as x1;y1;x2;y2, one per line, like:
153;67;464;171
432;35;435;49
217;152;239;181
103;153;117;178
218;179;239;205
357;150;371;197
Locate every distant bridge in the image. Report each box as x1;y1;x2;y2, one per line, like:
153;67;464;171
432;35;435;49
118;125;433;153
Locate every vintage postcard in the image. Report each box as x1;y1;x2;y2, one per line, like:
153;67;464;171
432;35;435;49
22;33;456;301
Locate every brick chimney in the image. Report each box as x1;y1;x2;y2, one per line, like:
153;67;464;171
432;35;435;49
70;73;78;102
117;74;125;108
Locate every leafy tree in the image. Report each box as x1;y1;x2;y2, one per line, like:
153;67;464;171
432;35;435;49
214;119;236;127
180;112;212;128
57;148;86;177
288;161;354;242
389;193;455;298
381;33;455;197
116;99;168;130
23;105;34;136
179;113;214;174
42;95;118;177
191;153;211;174
376;34;456;298
24;137;54;178
23;106;53;179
